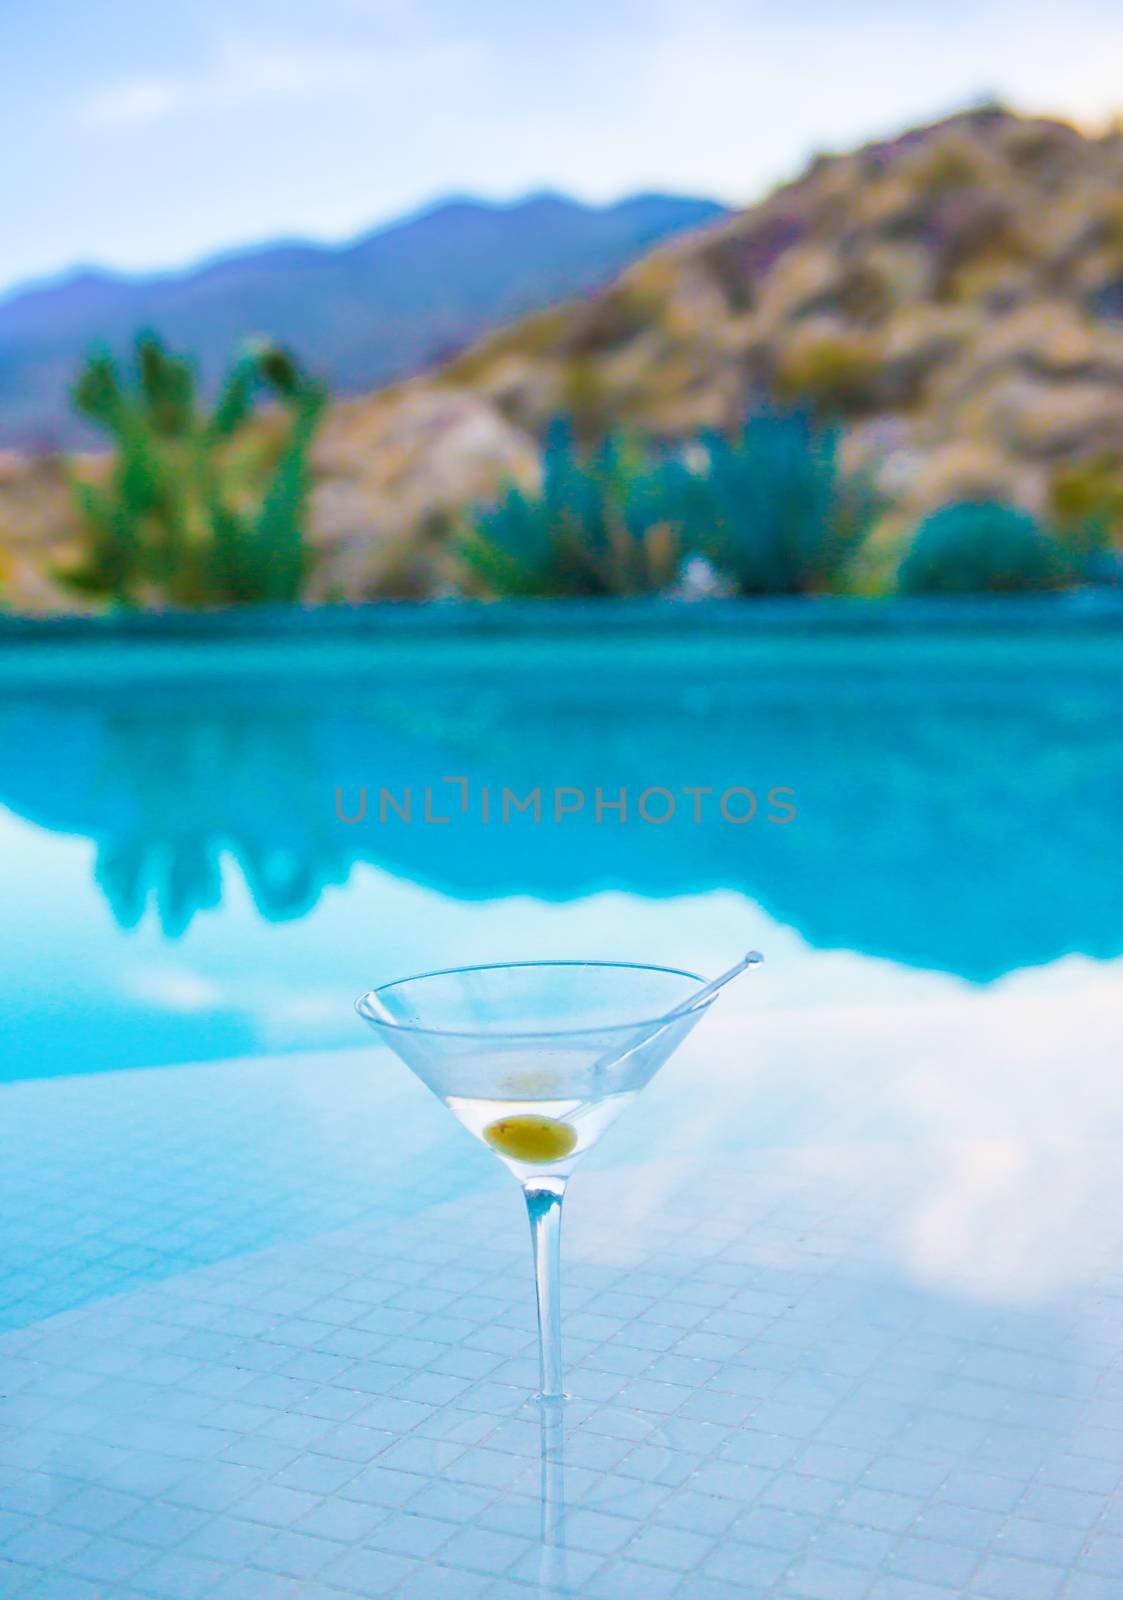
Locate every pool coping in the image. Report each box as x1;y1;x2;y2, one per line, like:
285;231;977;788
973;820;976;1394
1;590;1122;646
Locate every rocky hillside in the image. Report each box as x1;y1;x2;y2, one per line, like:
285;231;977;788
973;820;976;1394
303;105;1123;595
4;105;1123;607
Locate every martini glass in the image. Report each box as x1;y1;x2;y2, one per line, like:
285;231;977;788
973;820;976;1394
356;957;758;1400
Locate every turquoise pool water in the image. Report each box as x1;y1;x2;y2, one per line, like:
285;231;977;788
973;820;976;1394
1;617;1121;1080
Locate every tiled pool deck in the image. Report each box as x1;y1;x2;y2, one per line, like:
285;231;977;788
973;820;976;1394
4;1038;1123;1600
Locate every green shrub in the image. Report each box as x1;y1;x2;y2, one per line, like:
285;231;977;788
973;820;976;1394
905;135;989;198
775;329;882;413
1049;458;1123;552
458;419;683;597
62;332;326;607
898;501;1071;594
687;410;877;594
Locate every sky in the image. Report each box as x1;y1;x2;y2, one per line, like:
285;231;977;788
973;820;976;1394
4;0;1123;297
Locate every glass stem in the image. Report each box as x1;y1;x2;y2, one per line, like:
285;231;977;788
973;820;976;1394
524;1179;567;1400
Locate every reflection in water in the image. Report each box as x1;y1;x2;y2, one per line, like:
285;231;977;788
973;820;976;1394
91;709;356;935
0;638;1121;977
537;1400;568;1593
635;961;1123;1305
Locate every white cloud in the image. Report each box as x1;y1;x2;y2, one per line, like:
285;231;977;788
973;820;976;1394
82;34;483;131
126;958;356;1043
86;78;186;131
127;968;224;1012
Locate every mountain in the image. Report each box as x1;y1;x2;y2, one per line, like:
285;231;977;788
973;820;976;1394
299;105;1123;597
0;191;726;448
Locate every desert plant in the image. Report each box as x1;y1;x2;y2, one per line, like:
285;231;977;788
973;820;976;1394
459;419;682;597
905;134;990;198
62;332;326;607
774;328;883;414
1049;458;1123;548
685;410;878;594
897;501;1071;594
1046;461;1123;586
557;357;616;445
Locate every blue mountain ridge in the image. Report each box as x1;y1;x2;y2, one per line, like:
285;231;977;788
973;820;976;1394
0;191;726;447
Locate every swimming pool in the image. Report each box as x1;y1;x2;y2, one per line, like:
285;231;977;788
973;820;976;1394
3;607;1123;1598
2;606;1121;1080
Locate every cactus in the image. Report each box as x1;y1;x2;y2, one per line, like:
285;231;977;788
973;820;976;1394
898;501;1071;593
687;409;877;594
462;409;874;599
459;419;682;597
62;332;326;607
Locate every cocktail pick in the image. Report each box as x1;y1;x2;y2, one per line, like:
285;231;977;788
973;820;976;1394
587;950;763;1086
664;950;763;1019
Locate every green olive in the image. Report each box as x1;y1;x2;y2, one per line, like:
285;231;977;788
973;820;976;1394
483;1114;578;1162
